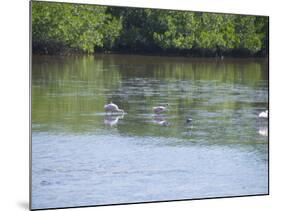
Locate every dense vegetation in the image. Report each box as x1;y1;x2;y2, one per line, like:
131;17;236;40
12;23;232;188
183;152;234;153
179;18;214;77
32;1;269;57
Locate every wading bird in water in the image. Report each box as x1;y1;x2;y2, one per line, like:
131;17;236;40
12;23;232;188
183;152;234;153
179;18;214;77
153;104;169;114
104;102;124;114
258;110;268;118
186;117;192;123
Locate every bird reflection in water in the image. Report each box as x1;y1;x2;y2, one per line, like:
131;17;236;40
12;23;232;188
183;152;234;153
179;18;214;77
153;115;169;126
258;126;268;137
184;117;193;136
104;114;124;127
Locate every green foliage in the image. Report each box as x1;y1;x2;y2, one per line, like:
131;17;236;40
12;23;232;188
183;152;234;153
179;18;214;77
234;16;262;53
32;1;122;53
32;2;268;56
151;10;197;49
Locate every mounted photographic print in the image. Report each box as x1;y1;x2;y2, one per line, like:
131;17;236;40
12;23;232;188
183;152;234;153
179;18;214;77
30;0;269;210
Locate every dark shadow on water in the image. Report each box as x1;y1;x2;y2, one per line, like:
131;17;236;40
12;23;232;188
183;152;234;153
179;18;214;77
17;201;29;210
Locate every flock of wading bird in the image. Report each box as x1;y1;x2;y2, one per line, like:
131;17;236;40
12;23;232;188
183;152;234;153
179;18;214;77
104;102;268;131
104;102;176;127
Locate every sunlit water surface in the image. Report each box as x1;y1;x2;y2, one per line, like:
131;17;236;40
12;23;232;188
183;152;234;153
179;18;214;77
32;54;268;209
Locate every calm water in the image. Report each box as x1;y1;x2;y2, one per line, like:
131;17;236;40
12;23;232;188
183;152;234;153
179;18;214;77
32;54;268;209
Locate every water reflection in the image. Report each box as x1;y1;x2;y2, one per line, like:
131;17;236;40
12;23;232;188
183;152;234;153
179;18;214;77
153;114;169;126
104;114;124;127
258;127;268;137
182;123;193;137
32;54;268;209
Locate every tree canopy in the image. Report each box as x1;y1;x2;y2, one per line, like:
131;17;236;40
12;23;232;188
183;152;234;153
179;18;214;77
32;1;268;57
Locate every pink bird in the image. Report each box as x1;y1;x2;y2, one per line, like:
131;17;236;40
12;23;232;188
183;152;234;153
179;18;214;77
104;102;124;114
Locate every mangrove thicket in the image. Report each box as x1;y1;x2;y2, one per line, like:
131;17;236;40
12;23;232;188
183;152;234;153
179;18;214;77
32;1;269;57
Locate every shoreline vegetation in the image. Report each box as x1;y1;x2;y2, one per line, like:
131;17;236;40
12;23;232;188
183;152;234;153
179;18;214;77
32;2;269;58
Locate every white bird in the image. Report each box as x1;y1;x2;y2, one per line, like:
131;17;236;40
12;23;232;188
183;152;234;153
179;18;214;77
258;110;268;118
104;102;124;114
153;104;169;114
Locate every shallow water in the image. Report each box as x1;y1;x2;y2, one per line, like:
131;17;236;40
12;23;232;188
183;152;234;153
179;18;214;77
32;54;268;209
